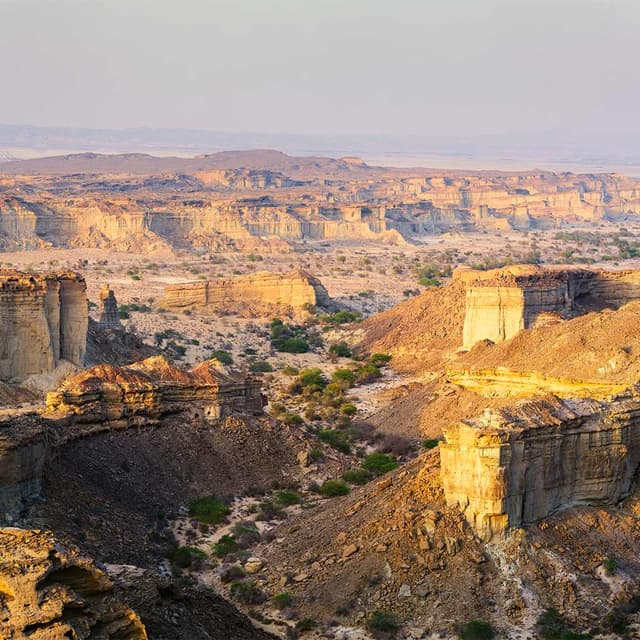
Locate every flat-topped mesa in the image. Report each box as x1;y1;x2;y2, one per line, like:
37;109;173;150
440;390;640;541
161;269;335;318
45;355;265;424
97;283;123;330
0;269;87;381
456;265;640;349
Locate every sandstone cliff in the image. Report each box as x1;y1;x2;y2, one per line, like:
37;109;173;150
3;165;640;250
440;390;640;540
161;269;335;317
457;265;640;349
0;270;87;382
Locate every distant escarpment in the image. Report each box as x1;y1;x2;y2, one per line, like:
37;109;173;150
2;163;640;250
0;270;87;382
161;269;335;318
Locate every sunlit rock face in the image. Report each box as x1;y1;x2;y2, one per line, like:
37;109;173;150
0;270;87;382
440;390;640;540
161;269;335;318
456;265;640;349
0;528;147;639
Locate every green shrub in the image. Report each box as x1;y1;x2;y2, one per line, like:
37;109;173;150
318;429;351;454
250;360;273;373
211;350;234;365
282;412;304;426
603;558;618;576
319;479;350;497
277;337;310;353
329;342;352;358
342;468;372;485
367;610;399;633
362;453;399;476
282;365;299;376
295;618;317;632
341;403;357;416
369;353;392;367
273;592;295;610
274;490;300;506
357;363;383;383
213;535;239;557
309;448;324;460
171;546;206;569
536;609;591;639
232;522;261;547
322;310;362;325
188;495;230;524
332;368;355;387
460;620;495;639
422;438;440;449
299;368;327;388
220;564;245;583
230;580;266;605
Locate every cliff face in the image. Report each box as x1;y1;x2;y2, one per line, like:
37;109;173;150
162;269;335;317
440;391;640;540
458;265;640;349
2;169;640;250
0;271;87;382
0;528;147;639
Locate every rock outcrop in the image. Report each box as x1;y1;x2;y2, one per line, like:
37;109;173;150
97;284;123;330
0;270;87;381
440;390;640;540
457;265;640;349
162;269;335;317
45;355;265;424
0;527;146;639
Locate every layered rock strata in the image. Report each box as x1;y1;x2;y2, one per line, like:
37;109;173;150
162;269;335;317
440;389;640;540
45;355;265;424
447;367;629;399
457;265;640;349
0;270;87;381
0;527;146;639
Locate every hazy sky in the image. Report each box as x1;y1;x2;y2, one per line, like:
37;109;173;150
1;0;637;137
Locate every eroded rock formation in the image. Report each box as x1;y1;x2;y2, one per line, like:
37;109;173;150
97;284;123;330
162;269;335;317
0;357;265;522
45;355;265;424
0;527;146;639
440;390;640;540
0;270;87;381
457;265;640;349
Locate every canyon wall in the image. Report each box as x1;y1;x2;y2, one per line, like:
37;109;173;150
458;265;640;349
0;271;87;381
162;270;335;317
2;170;640;250
440;390;640;540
